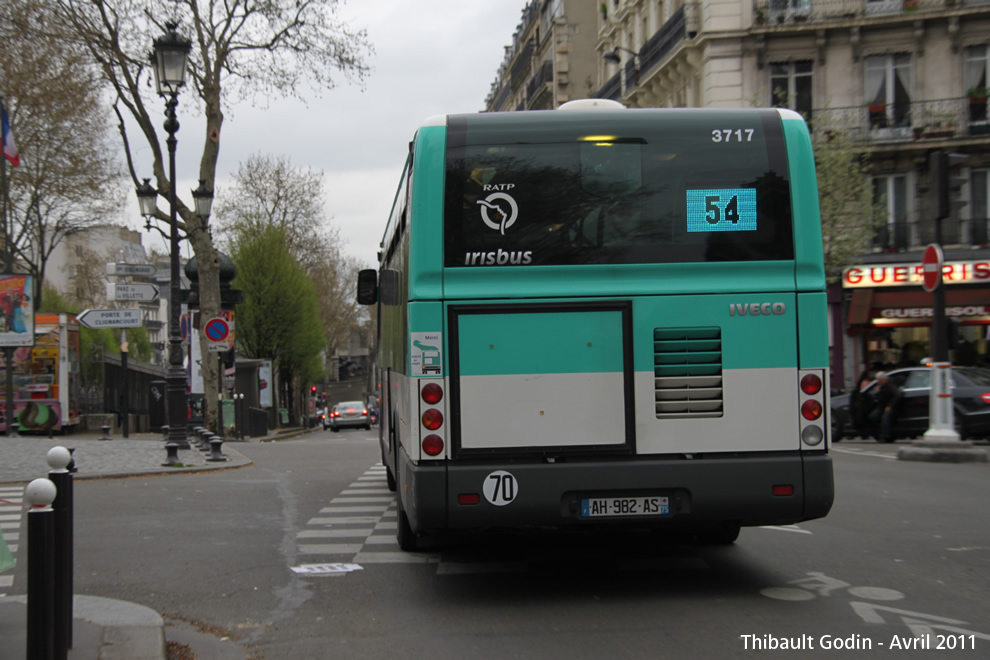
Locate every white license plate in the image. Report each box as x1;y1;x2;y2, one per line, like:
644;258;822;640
580;496;669;517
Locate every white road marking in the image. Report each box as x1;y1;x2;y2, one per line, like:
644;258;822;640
760;524;812;534
832;447;897;460
297;544;364;555
317;506;390;514
297;529;373;538
354;551;436;564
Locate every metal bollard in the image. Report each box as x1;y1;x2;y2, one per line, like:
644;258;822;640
160;425;169;444
196;428;210;450
199;429;212;452
161;443;182;467
207;436;228;462
47;447;74;655
26;478;57;660
97;424;112;441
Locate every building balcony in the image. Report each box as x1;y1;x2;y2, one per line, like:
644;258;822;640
753;0;990;28
526;60;554;107
873;218;989;253
594;3;699;99
595;71;621;101
810;96;990;145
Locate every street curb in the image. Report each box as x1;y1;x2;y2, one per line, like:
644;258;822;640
0;448;254;486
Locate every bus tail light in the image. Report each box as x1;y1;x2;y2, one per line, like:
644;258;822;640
423;434;444;456
422;383;443;404
798;369;827;448
773;485;794;496
800;374;822;395
801;400;823;420
418;379;447;460
422;408;443;430
458;493;480;505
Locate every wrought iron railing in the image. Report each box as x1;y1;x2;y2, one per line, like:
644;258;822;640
526;60;554;102
753;0;990;27
510;39;534;84
595;71;622;100
810;96;990;143
492;82;511;111
634;4;688;90
873;218;989;251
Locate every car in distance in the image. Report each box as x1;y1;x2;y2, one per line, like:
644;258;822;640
328;401;371;432
831;367;990;442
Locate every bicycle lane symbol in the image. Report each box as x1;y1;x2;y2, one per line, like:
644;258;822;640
761;572;990;643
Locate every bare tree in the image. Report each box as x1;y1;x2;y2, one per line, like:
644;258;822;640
51;0;371;429
214;152;333;269
67;245;113;310
0;0;123;308
215;152;367;378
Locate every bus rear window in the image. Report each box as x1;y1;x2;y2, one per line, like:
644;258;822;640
443;109;794;267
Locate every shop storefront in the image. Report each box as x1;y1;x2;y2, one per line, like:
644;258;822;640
835;259;990;390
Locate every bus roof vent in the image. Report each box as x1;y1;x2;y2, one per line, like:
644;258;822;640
653;327;724;419
558;99;625;111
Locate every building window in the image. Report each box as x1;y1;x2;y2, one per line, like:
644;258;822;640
873;174;912;251
770;60;813;118
865;0;902;17
971;169;989;246
964;45;989;127
769;0;811;23
865;54;912;131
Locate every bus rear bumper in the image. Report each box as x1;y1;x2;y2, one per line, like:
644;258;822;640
400;451;833;535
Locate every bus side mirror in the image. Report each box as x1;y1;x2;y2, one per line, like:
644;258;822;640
356;269;378;305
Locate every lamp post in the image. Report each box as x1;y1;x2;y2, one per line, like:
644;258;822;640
142;22;192;449
603;46;640;89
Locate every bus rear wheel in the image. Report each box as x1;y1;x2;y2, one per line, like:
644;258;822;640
397;497;418;551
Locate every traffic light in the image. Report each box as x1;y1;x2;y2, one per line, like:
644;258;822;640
311;385;317;393
929;150;969;220
947;317;961;350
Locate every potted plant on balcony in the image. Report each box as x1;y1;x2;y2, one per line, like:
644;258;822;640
968;85;988;105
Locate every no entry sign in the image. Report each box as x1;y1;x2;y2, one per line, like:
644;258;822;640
922;244;943;293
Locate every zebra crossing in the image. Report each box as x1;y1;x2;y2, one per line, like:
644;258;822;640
295;464;438;567
0;485;24;593
294;464;712;575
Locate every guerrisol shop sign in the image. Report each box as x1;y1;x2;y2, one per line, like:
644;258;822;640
842;260;990;288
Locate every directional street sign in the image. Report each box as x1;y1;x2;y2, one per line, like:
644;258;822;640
107;263;157;277
78;308;143;329
107;282;160;302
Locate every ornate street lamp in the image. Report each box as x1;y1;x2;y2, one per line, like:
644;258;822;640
191;179;214;219
149;22;192;449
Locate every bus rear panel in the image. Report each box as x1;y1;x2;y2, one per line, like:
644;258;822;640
366;106;833;548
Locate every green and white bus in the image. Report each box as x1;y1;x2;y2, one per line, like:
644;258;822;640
357;100;833;549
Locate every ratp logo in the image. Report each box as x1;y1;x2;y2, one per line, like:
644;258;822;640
476;191;518;235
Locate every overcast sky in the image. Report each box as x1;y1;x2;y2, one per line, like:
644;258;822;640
139;0;525;268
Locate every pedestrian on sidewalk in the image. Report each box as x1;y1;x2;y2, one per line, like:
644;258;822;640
872;371;902;443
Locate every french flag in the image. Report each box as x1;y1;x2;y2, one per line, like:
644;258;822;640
2;104;20;167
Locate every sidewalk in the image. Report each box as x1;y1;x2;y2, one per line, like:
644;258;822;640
1;427;310;659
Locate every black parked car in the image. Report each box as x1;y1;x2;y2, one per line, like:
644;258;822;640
831;367;990;442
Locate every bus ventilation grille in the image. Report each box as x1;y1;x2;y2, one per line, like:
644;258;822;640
653;326;723;418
